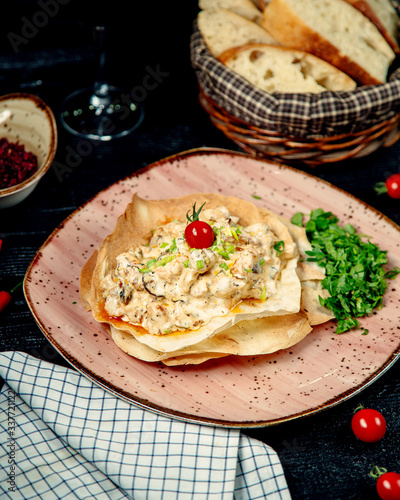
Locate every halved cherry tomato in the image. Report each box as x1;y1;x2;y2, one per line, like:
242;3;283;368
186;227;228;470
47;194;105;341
184;202;214;249
375;173;400;199
351;408;386;442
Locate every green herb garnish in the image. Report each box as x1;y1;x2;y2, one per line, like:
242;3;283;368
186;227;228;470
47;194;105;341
154;255;175;268
291;209;400;333
274;241;285;256
167;238;177;253
260;285;267;301
196;259;204;270
186;202;206;223
230;226;239;241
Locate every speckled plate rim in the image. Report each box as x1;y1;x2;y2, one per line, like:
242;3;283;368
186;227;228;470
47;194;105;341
23;147;400;428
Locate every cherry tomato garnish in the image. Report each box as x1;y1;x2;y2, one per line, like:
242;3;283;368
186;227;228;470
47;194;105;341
184;202;214;249
375;173;400;199
185;221;214;249
351;408;386;442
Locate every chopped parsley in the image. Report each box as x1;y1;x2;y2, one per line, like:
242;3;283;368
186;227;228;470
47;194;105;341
292;209;400;333
274;241;285;256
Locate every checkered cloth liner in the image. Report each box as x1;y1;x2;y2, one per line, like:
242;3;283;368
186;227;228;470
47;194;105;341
0;352;291;500
190;3;400;139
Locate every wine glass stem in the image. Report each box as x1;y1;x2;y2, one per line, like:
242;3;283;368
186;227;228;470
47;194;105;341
93;25;109;98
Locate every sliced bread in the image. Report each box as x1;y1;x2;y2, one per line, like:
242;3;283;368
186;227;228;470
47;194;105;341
198;8;278;57
219;43;357;93
260;0;396;85
251;0;267;10
344;0;400;54
198;0;263;23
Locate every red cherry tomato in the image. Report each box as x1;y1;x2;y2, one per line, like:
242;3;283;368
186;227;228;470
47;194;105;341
351;408;386;442
184;221;214;249
375;173;400;199
376;472;400;500
0;290;12;312
386;174;400;199
184;202;215;249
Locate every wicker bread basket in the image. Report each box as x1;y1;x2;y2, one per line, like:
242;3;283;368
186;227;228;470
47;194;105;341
190;5;400;167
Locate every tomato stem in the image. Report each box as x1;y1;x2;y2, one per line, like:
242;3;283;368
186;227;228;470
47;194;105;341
370;465;388;480
10;281;23;294
374;181;387;195
186;202;206;223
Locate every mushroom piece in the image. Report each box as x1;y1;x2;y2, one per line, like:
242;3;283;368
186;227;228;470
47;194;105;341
142;273;167;297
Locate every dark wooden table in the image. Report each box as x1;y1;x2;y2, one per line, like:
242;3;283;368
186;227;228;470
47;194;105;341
1;2;400;499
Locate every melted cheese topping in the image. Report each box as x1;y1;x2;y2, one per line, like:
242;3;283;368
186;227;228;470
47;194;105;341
100;206;289;335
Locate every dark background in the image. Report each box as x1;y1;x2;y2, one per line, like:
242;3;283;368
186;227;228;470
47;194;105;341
1;1;400;499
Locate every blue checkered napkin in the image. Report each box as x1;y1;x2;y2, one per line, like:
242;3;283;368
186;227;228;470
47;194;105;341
0;352;291;500
190;16;400;139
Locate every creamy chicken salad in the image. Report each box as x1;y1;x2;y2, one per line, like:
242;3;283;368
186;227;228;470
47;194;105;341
100;206;293;336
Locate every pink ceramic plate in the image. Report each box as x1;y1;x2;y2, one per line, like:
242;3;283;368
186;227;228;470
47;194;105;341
24;148;400;428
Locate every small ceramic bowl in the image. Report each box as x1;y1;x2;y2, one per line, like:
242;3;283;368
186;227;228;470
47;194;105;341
0;93;57;209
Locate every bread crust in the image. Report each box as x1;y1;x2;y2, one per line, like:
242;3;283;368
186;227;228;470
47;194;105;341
198;8;277;57
219;42;357;92
344;0;399;54
260;0;391;85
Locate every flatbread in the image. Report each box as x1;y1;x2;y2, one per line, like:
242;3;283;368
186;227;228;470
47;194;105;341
110;310;312;366
80;193;332;365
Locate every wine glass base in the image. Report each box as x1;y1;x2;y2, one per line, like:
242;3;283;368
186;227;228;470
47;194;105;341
60;86;144;141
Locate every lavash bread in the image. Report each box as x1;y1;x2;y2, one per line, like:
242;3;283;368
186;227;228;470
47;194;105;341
198;0;263;22
343;0;400;54
219;43;357;93
260;0;396;85
197;8;278;57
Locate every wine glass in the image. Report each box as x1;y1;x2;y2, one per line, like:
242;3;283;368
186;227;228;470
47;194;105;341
60;25;144;141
